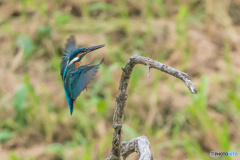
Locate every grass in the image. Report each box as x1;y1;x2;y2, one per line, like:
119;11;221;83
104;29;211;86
0;0;240;159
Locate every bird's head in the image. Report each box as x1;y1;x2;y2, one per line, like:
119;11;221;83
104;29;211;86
68;44;105;66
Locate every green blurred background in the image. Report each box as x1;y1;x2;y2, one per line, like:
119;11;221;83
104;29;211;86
0;0;240;159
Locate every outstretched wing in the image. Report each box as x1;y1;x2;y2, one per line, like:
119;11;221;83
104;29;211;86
69;59;103;99
65;35;76;54
60;35;76;78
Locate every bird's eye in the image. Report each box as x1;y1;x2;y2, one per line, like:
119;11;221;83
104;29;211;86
84;48;88;52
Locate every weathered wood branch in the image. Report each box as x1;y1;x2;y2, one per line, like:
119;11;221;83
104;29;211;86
106;54;197;160
122;136;153;160
107;136;153;160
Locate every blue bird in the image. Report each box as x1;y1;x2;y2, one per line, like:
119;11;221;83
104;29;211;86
61;35;104;115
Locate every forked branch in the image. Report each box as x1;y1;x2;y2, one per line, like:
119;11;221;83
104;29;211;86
106;54;197;160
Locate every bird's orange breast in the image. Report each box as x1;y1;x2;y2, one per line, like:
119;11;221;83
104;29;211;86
74;54;82;69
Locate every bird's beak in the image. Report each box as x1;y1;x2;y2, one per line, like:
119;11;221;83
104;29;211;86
86;44;105;53
68;44;105;65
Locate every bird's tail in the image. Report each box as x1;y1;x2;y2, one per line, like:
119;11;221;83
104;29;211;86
69;99;74;115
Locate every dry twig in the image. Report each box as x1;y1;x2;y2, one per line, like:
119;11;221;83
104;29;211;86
106;54;197;160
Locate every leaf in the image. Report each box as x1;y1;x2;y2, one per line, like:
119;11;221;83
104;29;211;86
16;35;35;60
88;3;116;12
13;85;28;126
96;98;107;116
45;143;64;157
8;152;22;160
14;85;27;110
54;11;72;25
37;25;52;38
24;75;40;104
0;129;12;141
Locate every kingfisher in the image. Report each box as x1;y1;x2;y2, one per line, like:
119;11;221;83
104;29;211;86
61;35;104;115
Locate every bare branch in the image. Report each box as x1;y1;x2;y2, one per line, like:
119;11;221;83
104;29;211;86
130;55;197;94
106;136;153;160
122;136;153;160
106;54;197;160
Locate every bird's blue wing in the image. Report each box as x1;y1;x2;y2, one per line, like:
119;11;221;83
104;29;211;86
64;62;95;98
63;65;75;115
65;35;76;54
60;35;76;78
69;59;103;99
63;63;95;115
